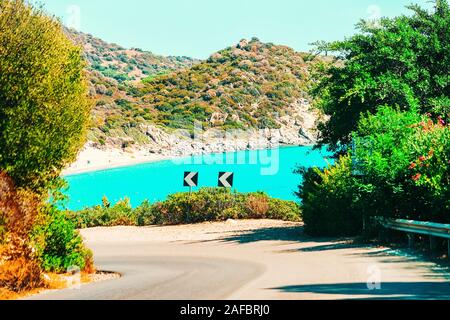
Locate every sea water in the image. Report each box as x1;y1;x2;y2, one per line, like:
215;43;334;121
64;146;332;210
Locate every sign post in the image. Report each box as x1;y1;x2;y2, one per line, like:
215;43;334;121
184;171;199;194
183;172;199;223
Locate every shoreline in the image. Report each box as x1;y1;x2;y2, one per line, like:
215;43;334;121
62;143;313;177
62;151;174;176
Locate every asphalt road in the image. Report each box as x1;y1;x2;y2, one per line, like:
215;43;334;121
29;220;450;300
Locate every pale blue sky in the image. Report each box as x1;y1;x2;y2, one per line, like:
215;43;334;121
38;0;432;59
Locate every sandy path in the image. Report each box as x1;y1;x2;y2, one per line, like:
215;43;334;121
29;220;450;300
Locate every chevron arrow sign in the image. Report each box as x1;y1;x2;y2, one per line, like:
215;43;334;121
184;172;199;187
218;172;234;188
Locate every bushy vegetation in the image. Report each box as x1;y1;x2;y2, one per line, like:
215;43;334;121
313;2;449;154
32;206;94;274
0;0;91;192
0;172;45;292
352;107;449;222
298;1;450;237
138;39;321;131
0;0;93;293
67;188;301;228
296;156;362;236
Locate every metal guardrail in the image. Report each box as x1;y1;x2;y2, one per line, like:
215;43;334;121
379;218;450;257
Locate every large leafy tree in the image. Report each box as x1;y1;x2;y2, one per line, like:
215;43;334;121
313;1;449;153
0;0;91;191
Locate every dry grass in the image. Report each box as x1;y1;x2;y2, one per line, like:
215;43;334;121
0;172;44;293
246;195;270;219
0;271;115;300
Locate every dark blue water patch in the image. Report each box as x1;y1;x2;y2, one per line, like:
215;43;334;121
63;146;332;211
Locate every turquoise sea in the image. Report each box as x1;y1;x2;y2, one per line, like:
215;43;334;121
64;146;332;211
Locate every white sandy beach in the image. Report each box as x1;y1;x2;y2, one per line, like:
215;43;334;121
62;146;174;176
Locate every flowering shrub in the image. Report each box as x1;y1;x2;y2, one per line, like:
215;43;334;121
298;107;449;236
353;107;449;222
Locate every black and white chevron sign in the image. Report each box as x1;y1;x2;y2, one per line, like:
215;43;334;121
183;172;199;187
218;172;234;188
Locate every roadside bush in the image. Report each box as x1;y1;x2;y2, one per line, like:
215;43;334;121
296;156;363;236
135;200;161;226
68;188;301;228
0;0;93;293
0;257;44;292
32;205;94;273
155;188;238;224
352;107;450;222
0;172;44;292
297;107;449;236
68;198;135;228
245;194;270;218
267;198;301;222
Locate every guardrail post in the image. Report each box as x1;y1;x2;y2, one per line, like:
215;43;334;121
448;239;450;259
430;236;437;252
407;234;415;248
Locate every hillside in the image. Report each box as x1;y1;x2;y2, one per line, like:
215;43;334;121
138;38;321;131
68;29;198;83
65;32;326;157
65;30;199;147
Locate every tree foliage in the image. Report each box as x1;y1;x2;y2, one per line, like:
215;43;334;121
0;0;91;191
0;1;93;292
313;1;450;153
298;1;450;236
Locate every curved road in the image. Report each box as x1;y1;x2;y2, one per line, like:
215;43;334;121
30;220;450;300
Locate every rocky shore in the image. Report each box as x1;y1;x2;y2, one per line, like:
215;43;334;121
64;101;320;175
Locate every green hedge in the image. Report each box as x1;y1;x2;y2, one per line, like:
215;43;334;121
67;188;302;228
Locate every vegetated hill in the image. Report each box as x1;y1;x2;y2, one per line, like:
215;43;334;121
67;32;326;150
67;29;198;83
137;38;324;131
65;29;199;146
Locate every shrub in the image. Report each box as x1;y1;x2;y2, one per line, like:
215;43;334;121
68;198;135;228
352;107;450;222
267;198;302;222
297;107;449;236
296;156;363;236
32;206;94;273
135;200;161;226
245;194;269;219
0;257;44;292
68;188;302;227
0;172;44;292
0;1;93;291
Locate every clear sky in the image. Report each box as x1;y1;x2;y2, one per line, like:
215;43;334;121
37;0;432;59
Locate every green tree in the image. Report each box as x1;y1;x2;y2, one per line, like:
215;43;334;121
0;0;91;191
313;1;450;153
